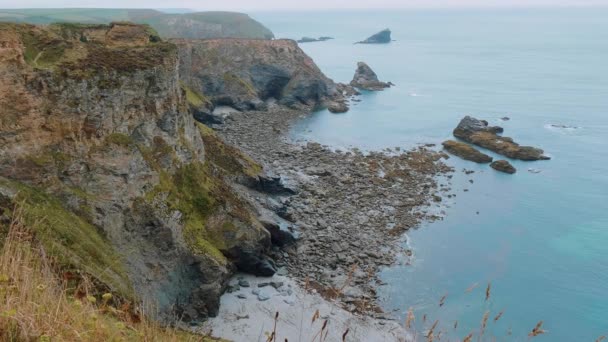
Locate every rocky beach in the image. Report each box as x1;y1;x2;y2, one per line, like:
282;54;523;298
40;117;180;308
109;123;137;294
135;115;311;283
207;103;454;316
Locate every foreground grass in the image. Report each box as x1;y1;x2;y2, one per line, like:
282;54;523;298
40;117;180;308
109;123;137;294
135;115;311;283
0;205;215;342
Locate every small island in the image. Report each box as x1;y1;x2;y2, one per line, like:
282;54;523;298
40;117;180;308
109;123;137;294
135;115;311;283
356;28;392;44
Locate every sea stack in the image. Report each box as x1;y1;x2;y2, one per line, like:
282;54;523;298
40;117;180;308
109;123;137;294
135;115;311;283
356;28;392;44
350;62;392;91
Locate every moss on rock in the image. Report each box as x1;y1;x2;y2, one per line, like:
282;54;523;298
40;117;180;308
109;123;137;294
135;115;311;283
0;178;133;298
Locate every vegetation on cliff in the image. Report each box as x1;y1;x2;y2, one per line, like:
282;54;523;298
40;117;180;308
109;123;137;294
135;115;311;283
0;205;219;341
0;8;274;40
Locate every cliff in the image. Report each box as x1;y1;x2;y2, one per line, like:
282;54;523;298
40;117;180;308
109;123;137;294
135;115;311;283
0;22;275;322
0;9;274;40
174;38;346;112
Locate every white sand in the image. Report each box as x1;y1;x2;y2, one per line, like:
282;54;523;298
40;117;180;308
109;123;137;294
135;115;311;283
198;274;410;342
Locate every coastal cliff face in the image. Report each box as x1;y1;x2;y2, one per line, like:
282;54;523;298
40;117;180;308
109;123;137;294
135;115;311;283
175;38;343;112
0;23;273;322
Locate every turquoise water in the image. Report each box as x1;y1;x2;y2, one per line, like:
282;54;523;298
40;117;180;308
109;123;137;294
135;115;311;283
254;9;608;341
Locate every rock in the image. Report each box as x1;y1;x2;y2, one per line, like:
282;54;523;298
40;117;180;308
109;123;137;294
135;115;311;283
257;290;272;301
270;281;284;289
237;293;248;299
350;62;392;91
328;101;349;113
501;116;510;121
259;218;297;248
238;279;250;288
276;267;288;276
453;116;549;161
356;29;391;44
442;140;493;163
176;39;346;111
297;36;334;43
250;174;297;195
490;160;517;174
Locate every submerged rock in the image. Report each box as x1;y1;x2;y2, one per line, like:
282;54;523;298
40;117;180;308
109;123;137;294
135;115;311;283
442;140;493;163
453;116;549;161
350;62;392;91
490;160;517;174
356;29;392;44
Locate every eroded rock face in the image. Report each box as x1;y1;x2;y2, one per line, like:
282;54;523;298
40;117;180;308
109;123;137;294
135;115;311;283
491;160;517;174
350;62;392;91
442;140;493;163
0;23;272;323
453;116;549;161
175;39;346;112
356;29;392;44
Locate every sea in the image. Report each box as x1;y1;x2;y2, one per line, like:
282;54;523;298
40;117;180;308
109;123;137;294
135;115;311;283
253;8;608;341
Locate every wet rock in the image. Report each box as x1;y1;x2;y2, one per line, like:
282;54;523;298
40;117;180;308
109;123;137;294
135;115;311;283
235;252;276;277
356;29;392;44
328;101;349;113
260;217;297;247
453;116;549;161
490;160;517;174
350;62;392;91
442;140;493;163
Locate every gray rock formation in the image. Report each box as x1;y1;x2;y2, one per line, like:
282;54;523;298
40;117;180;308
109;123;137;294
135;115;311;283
453;116;549;161
356;29;391;44
175;38;348;112
491;160;517;174
442;140;493;163
350;62;392;91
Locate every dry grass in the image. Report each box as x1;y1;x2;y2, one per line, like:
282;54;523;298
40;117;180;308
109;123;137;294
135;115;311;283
0;205;213;342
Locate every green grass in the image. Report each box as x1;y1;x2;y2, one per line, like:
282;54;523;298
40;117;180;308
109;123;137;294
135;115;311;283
0;178;133;298
179;82;211;108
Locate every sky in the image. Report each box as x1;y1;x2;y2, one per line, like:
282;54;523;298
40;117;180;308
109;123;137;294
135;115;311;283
0;0;606;10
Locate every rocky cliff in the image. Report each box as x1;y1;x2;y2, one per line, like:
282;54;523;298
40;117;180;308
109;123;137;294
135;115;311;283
174;38;346;113
0;9;275;40
0;22;276;322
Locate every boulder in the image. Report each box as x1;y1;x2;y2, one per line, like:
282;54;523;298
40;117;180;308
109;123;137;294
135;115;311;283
356;29;391;44
442;140;493;163
490;160;517;174
453;116;549;161
328;101;349;113
350;62;392;91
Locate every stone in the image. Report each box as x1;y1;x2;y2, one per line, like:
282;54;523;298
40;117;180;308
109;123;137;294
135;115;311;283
328;101;349;113
238;279;250;288
237;293;247;299
490;160;517;174
257;290;272;301
356;29;392;44
350;62;392;91
453;116;549;161
442;140;493;163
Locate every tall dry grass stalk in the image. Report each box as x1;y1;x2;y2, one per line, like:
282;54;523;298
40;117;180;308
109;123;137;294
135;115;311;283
0;204;207;341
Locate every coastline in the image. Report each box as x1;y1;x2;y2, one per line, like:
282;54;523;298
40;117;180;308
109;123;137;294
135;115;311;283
203;105;454;340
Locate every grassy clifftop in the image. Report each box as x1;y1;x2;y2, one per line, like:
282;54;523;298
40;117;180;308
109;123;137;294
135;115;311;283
0;8;274;39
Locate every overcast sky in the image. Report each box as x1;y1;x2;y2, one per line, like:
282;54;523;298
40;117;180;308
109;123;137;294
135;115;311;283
0;0;606;10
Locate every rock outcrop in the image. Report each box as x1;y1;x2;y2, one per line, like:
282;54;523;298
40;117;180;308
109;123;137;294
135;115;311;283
350;62;392;91
356;29;391;44
0;22;276;323
442;140;493;163
453;116;550;161
491;160;517;174
297;36;334;43
175;38;347;113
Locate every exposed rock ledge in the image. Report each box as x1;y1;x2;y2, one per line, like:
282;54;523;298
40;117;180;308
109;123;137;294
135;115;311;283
442;140;493;163
453;116;550;161
350;62;392;91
